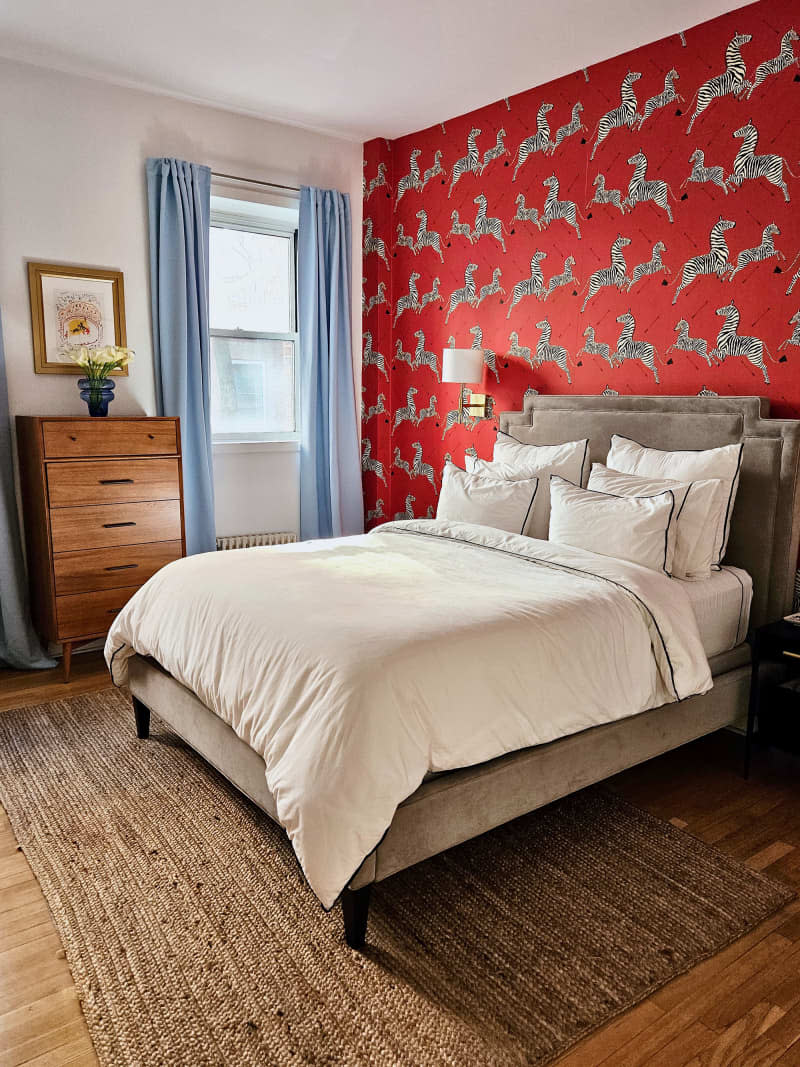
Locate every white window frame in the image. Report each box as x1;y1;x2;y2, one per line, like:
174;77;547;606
209;207;299;445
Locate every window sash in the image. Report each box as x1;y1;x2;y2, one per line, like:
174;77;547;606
209;218;297;335
210;336;299;443
209;211;298;443
210;328;296;342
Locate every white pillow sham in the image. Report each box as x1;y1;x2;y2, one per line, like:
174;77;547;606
492;433;590;484
466;434;589;539
606;435;742;569
587;463;723;580
549;475;676;574
436;462;538;535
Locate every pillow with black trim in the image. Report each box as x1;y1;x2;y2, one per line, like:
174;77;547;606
436;462;538;535
588;463;723;580
465;434;589;539
606;434;742;570
548;475;676;574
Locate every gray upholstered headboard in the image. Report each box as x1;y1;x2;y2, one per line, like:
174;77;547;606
499;395;800;631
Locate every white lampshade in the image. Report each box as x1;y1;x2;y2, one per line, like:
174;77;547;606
442;348;484;384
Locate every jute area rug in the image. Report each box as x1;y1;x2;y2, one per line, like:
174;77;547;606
0;688;793;1066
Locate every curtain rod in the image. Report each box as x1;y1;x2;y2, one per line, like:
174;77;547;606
212;171;300;194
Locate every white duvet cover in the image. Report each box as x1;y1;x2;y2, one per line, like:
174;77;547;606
105;519;712;909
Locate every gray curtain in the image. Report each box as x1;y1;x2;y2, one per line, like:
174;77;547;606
298;186;363;539
146;158;216;555
0;310;55;669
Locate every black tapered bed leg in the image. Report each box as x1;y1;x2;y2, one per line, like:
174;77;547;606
132;696;150;740
341;885;371;949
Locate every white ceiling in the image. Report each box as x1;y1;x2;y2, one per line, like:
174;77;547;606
0;0;748;142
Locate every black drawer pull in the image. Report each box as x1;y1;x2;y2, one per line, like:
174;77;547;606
148;434;155;439
102;521;137;528
69;435;77;441
105;563;138;572
99;478;134;485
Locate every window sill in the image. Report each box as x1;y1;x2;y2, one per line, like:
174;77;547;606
212;439;300;455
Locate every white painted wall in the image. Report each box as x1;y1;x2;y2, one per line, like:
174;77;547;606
0;58;363;538
212;444;300;538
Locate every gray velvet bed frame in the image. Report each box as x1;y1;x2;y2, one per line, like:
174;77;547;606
127;394;800;948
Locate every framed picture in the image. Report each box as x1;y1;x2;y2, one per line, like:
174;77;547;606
28;262;128;375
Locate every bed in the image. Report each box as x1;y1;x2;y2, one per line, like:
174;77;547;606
107;394;800;948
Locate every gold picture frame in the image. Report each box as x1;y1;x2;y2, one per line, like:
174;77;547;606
28;262;128;375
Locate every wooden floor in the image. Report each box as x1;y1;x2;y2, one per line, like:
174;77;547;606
562;736;800;1067
2;662;800;1066
0;653;107;1067
0;650;109;714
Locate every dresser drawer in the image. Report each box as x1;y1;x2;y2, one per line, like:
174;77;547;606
54;540;183;595
50;499;183;553
47;458;181;507
42;419;178;458
56;586;141;640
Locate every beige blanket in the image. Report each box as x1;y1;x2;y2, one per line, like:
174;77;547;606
106;519;712;908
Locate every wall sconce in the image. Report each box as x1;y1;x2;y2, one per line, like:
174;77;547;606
442;348;487;419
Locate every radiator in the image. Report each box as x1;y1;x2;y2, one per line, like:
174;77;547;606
216;532;297;551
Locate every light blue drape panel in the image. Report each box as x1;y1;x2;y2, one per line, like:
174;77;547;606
298;186;363;540
0;310;55;669
146;158;216;555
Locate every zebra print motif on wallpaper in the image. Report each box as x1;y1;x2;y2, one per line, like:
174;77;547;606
361;0;800;525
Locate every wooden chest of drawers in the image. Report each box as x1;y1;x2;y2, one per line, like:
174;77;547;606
16;416;186;679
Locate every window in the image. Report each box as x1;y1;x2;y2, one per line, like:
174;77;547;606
209;200;298;442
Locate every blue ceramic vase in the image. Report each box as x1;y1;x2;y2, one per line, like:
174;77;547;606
77;377;116;418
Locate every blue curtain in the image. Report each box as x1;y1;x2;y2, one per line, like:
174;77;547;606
146;158;216;555
298;186;363;540
0;310;55;669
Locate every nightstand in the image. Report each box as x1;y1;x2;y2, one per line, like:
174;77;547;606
746;619;800;778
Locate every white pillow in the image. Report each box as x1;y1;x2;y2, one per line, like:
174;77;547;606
588;463;723;580
465;458;552;539
606;435;742;569
492;434;590;484
466;434;589;539
549;475;676;574
436;462;538;535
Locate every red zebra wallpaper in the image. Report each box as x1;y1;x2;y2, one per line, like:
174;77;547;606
361;0;800;525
